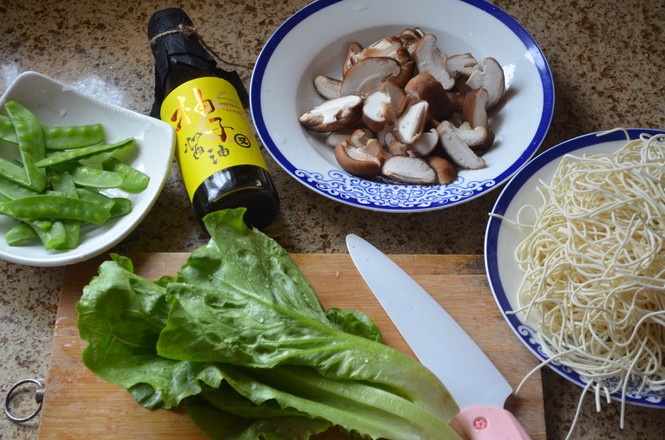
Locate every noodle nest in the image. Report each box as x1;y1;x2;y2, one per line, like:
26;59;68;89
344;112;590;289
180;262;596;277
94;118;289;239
513;132;665;406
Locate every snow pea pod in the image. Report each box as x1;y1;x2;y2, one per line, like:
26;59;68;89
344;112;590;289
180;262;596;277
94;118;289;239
1;217;66;249
30;220;67;250
0;158;31;188
108;197;132;217
42;124;106;150
0;115;105;149
4;101;47;192
50;172;80;249
0;194;112;225
102;157;149;192
0;115;15;142
75;188;130;217
0;175;39;200
5;223;38;246
36;138;136;168
75;188;116;211
71;165;125;189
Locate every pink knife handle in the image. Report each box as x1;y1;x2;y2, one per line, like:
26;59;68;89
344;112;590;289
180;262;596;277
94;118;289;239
456;406;532;440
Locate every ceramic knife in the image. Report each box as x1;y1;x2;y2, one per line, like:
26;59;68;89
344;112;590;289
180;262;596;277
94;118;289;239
346;234;531;440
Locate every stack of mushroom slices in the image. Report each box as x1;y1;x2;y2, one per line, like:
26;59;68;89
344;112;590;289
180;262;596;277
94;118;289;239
299;28;505;185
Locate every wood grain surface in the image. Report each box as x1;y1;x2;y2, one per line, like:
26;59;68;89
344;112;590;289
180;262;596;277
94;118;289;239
39;253;545;439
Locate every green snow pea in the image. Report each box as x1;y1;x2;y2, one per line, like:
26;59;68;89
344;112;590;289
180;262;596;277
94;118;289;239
0;158;31;188
102;156;149;192
108;197;132;217
42;124;106;150
50;172;81;249
0;175;39;200
75;188;116;211
71;165;125;189
0;115;105;150
29;220;67;250
1;217;66;250
75;188;131;217
36;138;136;168
4;223;38;246
4;101;47;192
0;194;112;225
0;115;15;142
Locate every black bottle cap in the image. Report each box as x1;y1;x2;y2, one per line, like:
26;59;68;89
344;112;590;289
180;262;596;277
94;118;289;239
147;8;249;118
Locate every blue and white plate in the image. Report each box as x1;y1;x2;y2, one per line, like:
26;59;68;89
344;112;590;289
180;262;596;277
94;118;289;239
485;129;665;408
251;0;554;212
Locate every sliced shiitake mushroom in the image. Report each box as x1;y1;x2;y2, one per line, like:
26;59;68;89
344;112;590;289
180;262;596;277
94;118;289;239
405;71;454;121
394;99;429;144
446;53;478;79
334;130;385;177
410;127;439;157
313;75;342;100
437;120;486;169
465;57;505;108
362;81;409;132
341;57;402;98
382;155;437;184
451;121;495;150
415;33;455;90
396;28;425;57
427;155;458;184
299;95;363;132
462;87;489;128
302;28;508;185
343;42;363;76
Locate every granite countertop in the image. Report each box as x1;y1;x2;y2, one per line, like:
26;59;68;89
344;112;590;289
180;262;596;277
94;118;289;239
1;0;663;439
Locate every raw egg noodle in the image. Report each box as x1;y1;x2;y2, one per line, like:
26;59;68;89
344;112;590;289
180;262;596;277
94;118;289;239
504;130;664;436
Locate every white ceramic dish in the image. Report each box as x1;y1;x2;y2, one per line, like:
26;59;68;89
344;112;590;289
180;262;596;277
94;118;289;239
0;71;175;267
485;128;665;408
251;0;554;212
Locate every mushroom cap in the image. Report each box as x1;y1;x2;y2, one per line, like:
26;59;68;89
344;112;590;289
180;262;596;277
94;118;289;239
334;137;384;177
437;120;486;169
427;155;458;184
313;75;342;100
410;127;439;157
381;155;437;184
359;36;404;60
394;99;429;144
415;34;455;90
325;128;358;148
452;121;495;150
396;28;425;57
465;57;505;108
362;89;391;132
298;95;363;132
341;57;402;98
388;139;410;156
343;42;364;76
462;87;489;128
405;71;454;121
446;53;479;79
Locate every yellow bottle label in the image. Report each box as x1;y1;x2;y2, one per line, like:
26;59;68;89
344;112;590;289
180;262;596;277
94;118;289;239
160;77;268;201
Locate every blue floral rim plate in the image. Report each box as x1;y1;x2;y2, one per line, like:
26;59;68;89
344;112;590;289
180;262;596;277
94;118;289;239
250;0;554;212
485;128;665;408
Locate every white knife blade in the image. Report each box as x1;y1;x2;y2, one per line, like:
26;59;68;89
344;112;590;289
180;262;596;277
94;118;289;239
346;234;531;440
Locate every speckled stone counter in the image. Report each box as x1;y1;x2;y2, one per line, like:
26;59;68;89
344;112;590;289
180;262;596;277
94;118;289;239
1;0;663;439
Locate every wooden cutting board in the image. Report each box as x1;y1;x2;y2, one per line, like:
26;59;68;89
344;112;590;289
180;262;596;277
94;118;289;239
39;253;545;439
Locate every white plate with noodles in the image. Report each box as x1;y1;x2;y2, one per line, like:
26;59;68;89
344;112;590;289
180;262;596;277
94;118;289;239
485;128;665;409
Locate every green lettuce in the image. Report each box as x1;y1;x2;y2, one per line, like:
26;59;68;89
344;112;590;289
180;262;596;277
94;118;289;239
77;209;460;440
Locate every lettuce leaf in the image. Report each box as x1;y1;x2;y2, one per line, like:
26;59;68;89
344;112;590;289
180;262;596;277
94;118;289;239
77;209;460;440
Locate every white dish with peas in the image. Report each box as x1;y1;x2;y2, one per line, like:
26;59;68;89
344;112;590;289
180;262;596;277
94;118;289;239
0;71;174;266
